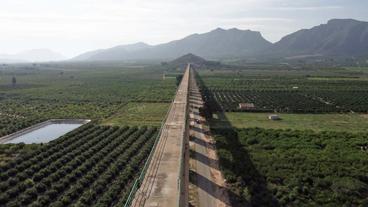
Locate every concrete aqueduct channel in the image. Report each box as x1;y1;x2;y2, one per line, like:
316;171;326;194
130;64;191;207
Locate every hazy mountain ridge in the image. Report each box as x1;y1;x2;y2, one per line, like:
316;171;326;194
273;19;368;57
72;42;152;61
74;28;272;61
73;19;368;62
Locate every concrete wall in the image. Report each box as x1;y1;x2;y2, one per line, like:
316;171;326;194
0;119;90;144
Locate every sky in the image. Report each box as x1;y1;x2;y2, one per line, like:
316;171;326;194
0;0;367;58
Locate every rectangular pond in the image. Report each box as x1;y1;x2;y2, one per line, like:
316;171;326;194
0;119;90;144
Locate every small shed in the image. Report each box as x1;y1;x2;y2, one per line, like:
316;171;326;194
239;103;255;110
268;114;281;120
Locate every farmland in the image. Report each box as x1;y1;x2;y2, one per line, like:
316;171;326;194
0;63;175;137
0;62;177;207
0;124;157;206
101;102;170;127
212;127;368;206
1;63;368;207
1;4;368;206
200;71;368;113
198;67;368;206
211;112;368;132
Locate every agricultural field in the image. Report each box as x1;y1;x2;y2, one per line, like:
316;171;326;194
0;124;158;206
102;102;170;126
0;63;175;137
198;67;368;206
0;144;40;167
211;112;368;132
202;81;368;113
212;127;368;206
0;63;177;207
199;67;368;113
2;63;368;206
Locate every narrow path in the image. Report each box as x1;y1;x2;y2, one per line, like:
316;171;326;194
188;71;231;207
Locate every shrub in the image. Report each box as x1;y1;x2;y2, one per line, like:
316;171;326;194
331;177;368;196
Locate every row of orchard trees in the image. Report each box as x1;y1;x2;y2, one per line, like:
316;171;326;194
0;124;157;207
206;89;368;113
212;127;368;206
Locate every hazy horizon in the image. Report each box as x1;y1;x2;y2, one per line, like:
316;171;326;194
1;0;367;58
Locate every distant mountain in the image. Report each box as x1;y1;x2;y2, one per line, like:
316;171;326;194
73;19;368;62
72;50;104;61
273;19;368;57
168;53;220;69
73;28;272;61
73;42;152;61
0;49;65;63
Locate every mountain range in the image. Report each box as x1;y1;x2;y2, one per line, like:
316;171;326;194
2;19;365;63
73;19;368;62
272;19;368;57
73;28;271;61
